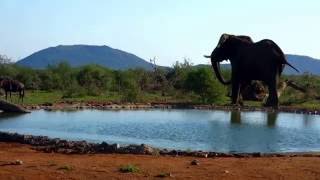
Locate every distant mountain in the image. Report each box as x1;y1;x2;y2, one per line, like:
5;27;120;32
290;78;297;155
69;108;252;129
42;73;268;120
284;55;320;75
198;54;320;75
16;45;154;70
16;45;320;75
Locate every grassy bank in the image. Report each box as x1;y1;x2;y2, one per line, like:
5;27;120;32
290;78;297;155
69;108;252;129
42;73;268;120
17;90;216;105
4;90;318;110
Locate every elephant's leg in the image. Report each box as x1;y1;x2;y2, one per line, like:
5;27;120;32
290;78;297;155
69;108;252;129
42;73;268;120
238;84;244;106
231;81;241;105
265;79;279;108
238;94;244;106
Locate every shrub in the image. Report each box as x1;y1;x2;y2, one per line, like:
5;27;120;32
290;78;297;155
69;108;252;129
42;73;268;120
119;164;139;173
62;81;86;98
185;67;226;103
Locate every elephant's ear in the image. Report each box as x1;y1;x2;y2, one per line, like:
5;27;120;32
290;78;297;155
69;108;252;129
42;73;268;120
217;34;230;48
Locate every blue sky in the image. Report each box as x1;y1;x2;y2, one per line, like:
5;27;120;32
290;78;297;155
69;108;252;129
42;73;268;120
0;0;319;66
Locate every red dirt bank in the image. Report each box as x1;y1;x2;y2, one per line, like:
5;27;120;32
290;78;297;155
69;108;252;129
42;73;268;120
0;143;320;180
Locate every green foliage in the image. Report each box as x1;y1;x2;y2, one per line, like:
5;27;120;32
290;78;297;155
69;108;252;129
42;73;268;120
2;58;320;108
0;64;18;77
47;62;75;91
280;73;320;106
185;67;226;103
77;65;112;96
15;65;41;89
119;164;139;173
62;81;86;98
119;71;141;102
168;59;192;89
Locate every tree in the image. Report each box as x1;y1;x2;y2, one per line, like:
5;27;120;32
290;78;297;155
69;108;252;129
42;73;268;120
77;65;112;96
14;65;41;89
185;67;226;103
113;70;141;102
0;54;12;64
47;62;75;90
167;58;192;89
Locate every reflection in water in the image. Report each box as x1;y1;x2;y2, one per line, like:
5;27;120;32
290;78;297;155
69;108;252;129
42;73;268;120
230;111;241;124
230;111;279;127
0;109;320;153
0;112;26;120
267;112;278;127
302;114;317;128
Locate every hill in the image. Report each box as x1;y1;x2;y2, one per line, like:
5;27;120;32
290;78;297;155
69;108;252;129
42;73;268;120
16;45;320;74
284;54;320;75
16;45;154;70
197;54;320;75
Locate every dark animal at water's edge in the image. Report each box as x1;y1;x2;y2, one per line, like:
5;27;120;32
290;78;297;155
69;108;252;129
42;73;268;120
204;34;299;108
239;80;267;101
0;77;25;102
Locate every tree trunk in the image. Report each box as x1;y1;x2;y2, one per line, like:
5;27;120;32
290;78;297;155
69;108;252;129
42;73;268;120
0;100;30;113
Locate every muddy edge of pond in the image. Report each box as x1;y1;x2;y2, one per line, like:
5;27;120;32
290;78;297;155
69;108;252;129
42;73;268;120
0;131;320;158
23;101;320;115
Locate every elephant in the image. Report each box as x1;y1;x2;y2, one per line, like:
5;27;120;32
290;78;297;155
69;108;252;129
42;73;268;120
204;34;299;108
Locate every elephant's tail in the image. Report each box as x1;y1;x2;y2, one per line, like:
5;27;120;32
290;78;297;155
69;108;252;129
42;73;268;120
285;62;299;72
271;40;300;73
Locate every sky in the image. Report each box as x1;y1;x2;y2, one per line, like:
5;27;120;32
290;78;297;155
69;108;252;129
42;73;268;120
0;0;319;66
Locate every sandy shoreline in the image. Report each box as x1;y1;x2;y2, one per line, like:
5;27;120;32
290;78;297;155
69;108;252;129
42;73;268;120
0;142;320;179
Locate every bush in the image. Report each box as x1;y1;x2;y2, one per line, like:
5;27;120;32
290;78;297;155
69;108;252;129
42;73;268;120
62;81;86;98
121;80;140;102
185;67;226;103
77;65;113;95
119;164;139;173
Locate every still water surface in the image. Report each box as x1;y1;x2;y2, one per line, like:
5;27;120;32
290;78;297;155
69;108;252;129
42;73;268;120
0;109;320;153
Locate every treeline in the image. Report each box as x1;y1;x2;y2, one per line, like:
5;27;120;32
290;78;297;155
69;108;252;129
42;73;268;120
0;60;228;103
1;59;320;105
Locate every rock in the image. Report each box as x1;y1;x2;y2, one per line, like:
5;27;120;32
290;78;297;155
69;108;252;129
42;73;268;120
0;100;30;113
159;149;169;155
155;172;173;178
191;159;200;165
118;144;155;154
192;151;208;158
14;160;23;165
252;152;261;157
224;170;229;174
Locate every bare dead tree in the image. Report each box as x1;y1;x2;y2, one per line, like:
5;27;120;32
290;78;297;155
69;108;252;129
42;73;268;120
149;57;168;96
150;57;158;72
0;54;12;64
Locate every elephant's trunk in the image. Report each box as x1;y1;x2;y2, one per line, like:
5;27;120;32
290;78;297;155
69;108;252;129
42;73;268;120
204;54;231;85
204;55;231;85
211;59;231;85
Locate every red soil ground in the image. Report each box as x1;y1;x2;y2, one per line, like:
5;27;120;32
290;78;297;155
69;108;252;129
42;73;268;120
1;142;320;179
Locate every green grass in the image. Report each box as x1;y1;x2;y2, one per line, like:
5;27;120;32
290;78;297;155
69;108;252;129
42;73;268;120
19;90;122;105
283;101;320;110
119;164;139;173
5;90;320;110
17;90;204;105
22;90;62;105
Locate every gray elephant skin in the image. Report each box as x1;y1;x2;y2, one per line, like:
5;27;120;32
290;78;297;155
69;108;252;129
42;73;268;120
204;34;299;108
